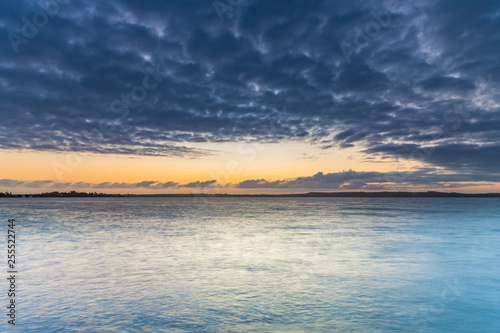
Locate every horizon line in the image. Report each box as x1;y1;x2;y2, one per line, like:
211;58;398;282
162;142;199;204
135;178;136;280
2;191;500;198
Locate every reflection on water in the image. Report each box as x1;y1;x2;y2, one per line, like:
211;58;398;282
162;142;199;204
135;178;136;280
1;197;499;332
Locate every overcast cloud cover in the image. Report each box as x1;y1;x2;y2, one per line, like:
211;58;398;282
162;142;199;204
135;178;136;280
1;0;499;189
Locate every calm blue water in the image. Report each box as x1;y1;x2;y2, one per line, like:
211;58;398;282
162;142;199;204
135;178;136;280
0;197;499;332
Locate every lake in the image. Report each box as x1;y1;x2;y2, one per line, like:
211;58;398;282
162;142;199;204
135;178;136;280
1;197;499;332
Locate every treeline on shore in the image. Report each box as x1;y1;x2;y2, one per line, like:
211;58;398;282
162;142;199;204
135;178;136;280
1;191;500;198
0;191;124;197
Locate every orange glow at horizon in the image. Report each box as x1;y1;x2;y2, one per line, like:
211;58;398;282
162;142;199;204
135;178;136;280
1;144;499;194
0;143;403;183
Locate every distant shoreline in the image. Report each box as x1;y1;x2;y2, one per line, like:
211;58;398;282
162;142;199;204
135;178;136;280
1;191;500;198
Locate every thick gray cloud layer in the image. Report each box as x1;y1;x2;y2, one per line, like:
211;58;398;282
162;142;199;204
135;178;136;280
1;0;499;177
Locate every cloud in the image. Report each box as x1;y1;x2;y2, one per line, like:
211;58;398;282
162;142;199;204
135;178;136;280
0;179;54;188
415;76;476;93
0;179;223;189
0;179;180;189
365;143;500;174
0;0;498;178
183;180;217;188
234;169;500;189
1;167;498;192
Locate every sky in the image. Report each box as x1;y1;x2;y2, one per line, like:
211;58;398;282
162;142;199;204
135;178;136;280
0;0;500;194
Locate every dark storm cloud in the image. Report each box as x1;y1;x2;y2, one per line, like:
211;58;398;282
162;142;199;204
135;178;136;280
1;0;499;180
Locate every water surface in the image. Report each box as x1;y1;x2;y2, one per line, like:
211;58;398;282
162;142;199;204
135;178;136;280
1;197;499;332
